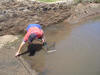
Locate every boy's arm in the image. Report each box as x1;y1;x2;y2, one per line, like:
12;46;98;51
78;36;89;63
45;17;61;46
15;41;25;57
41;35;47;46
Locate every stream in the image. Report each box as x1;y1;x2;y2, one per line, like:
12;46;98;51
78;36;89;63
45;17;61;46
22;16;100;75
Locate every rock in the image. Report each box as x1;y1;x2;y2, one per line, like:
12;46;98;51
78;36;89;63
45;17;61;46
0;35;18;47
0;15;7;22
0;25;2;31
89;3;100;8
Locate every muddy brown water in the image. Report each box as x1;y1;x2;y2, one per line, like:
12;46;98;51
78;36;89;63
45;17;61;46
22;16;100;75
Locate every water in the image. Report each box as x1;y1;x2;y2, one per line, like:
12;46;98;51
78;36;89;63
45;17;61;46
22;16;100;75
42;17;100;75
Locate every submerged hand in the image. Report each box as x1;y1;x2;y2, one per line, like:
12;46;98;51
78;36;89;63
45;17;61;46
43;42;47;46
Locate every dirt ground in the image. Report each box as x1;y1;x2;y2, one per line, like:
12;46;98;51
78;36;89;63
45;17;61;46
0;35;38;75
0;1;99;36
0;1;71;35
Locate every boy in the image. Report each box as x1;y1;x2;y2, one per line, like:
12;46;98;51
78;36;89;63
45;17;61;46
15;24;45;56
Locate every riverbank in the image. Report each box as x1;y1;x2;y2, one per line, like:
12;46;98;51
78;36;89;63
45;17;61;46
0;1;100;75
0;1;99;35
67;3;100;24
0;35;38;75
0;14;100;75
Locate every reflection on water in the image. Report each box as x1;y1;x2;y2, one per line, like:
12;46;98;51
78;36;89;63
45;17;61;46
23;16;100;75
43;17;100;75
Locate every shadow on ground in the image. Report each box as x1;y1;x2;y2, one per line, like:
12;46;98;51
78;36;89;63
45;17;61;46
19;44;43;56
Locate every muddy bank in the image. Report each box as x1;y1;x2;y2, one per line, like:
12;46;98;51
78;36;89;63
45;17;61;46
0;35;38;75
0;1;100;35
67;3;100;24
0;1;100;75
0;1;71;35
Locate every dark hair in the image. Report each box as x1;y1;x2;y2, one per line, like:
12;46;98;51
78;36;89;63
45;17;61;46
28;33;36;43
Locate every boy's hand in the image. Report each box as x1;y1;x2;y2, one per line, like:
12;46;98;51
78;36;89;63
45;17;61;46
43;42;47;46
15;52;20;57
